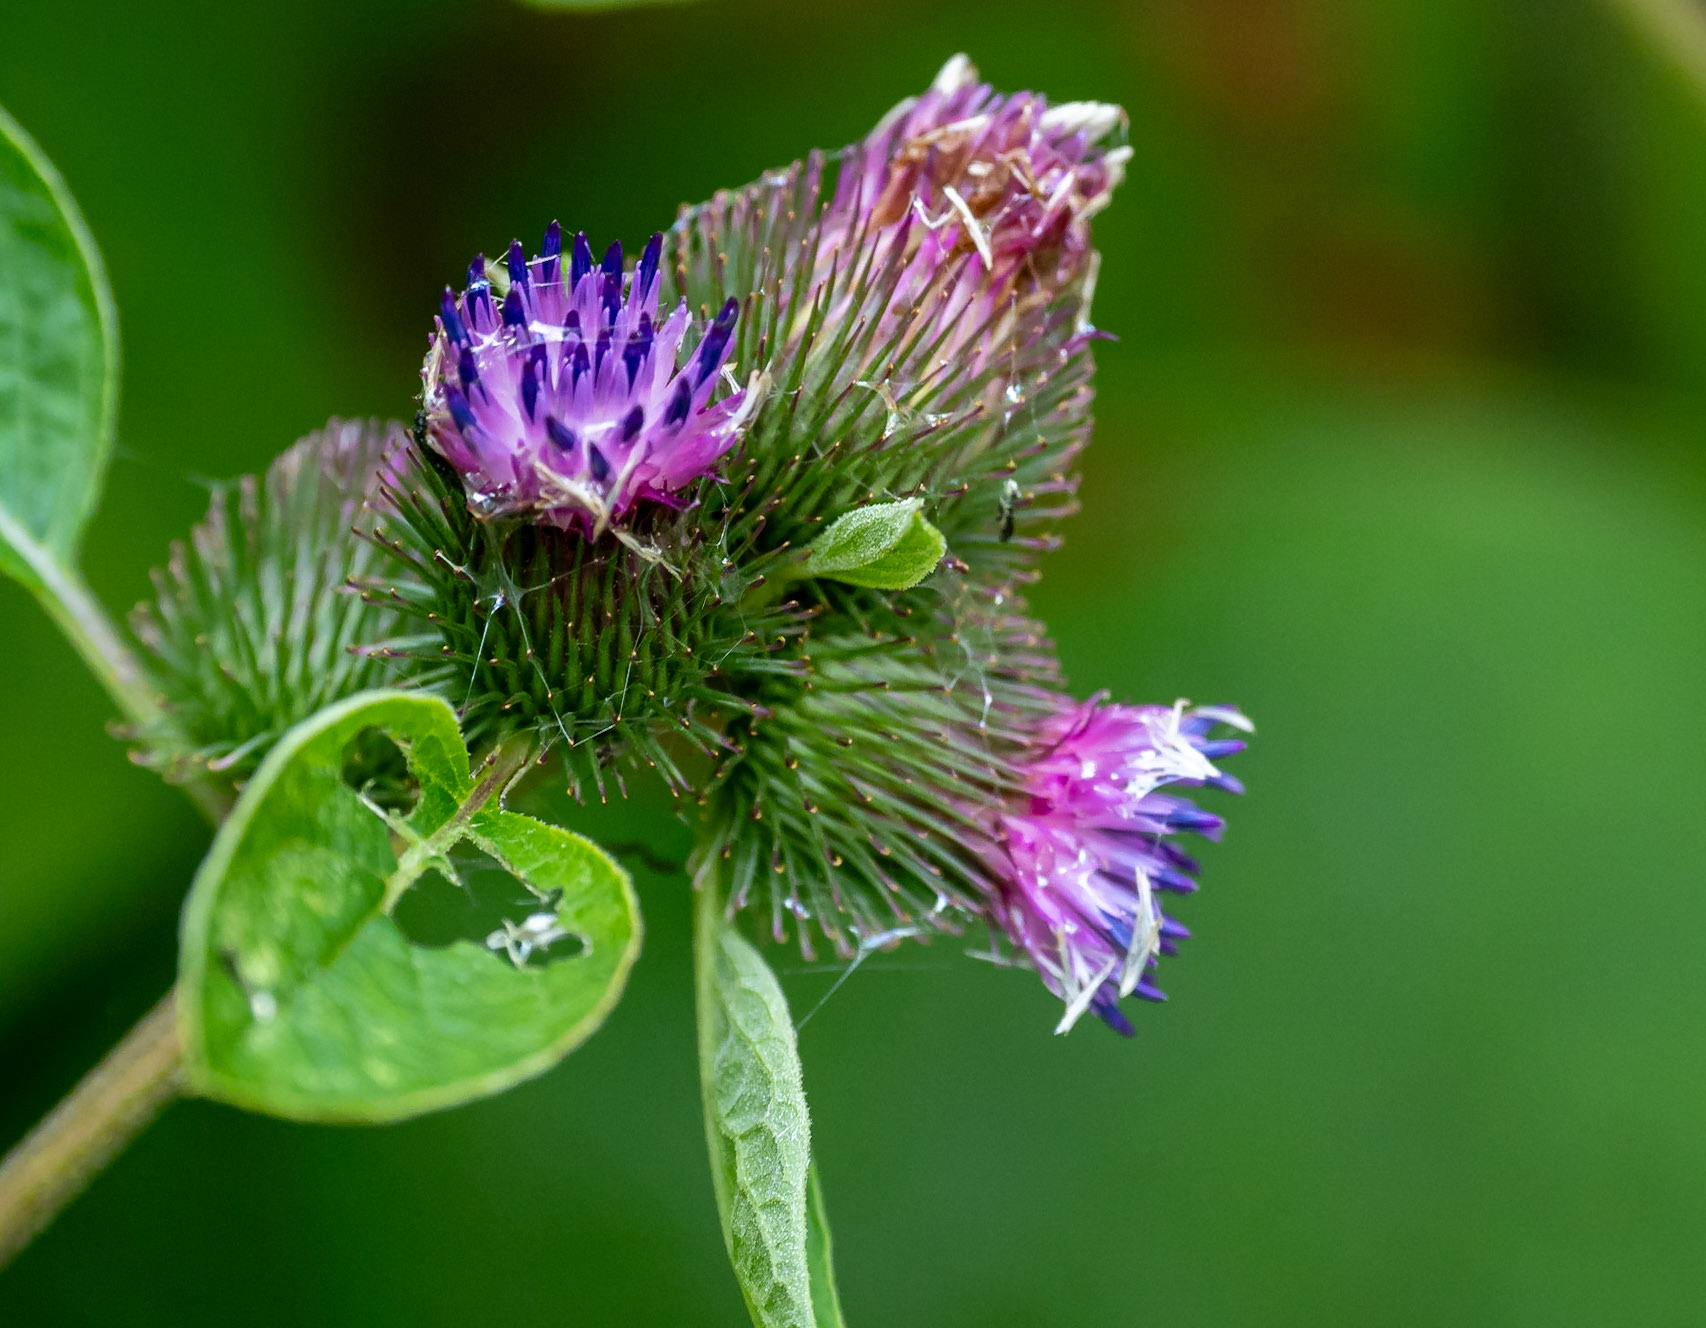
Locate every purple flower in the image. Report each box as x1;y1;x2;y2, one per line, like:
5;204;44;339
421;224;757;536
831;54;1128;293
774;55;1128;410
988;696;1251;1034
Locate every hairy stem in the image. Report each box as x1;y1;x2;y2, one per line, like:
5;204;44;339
0;990;183;1269
0;511;153;724
2;511;230;822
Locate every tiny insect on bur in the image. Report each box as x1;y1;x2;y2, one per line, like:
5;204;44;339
998;478;1023;542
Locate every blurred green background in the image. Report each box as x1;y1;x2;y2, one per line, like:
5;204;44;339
4;0;1706;1322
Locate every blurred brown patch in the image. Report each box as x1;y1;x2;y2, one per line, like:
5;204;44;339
1134;0;1511;367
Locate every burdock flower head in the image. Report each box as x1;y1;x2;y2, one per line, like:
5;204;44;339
830;53;1129;290
345;56;1249;1035
989;697;1252;1034
421;225;756;536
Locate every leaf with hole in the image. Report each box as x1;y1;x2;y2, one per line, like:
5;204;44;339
695;883;842;1327
800;497;946;591
177;690;641;1122
0;103;117;589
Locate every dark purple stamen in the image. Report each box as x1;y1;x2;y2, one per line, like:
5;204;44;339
540;220;562;283
440;289;469;346
457;346;479;390
1093;998;1135;1036
570;341;591;384
664;376;693;427
602;272;622;322
594;328;611;373
620;405;645;441
507;240;529;287
521;353;541;421
636;232;662;297
466;257;492;320
587;443;611;484
445;384;477;432
623;313;654;384
502;286;527;328
600;239;624;280
570;232;593;286
695;298;740;384
1163;807;1223;833
544;416;577;452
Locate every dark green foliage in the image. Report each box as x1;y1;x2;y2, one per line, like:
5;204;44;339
130;420;422;784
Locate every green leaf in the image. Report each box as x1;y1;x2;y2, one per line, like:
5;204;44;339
0;103;117;587
800;497;946;591
695;879;840;1327
178;690;641;1122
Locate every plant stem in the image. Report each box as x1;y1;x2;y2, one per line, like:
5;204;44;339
2;511;230;822
0;511;158;731
0;989;182;1269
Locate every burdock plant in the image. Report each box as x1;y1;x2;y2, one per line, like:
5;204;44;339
0;56;1250;1321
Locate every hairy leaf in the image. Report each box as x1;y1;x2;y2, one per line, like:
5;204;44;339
178;690;641;1122
0;103;116;586
695;883;835;1327
801;498;945;591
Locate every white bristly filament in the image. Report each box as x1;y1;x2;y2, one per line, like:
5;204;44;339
1117;866;1163;1000
941;185;994;270
1054;944;1121;1035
